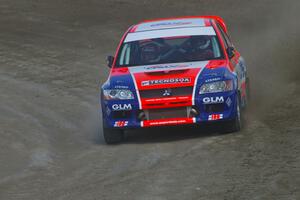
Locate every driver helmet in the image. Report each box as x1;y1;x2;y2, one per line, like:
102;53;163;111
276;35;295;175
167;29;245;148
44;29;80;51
141;43;159;63
193;36;211;50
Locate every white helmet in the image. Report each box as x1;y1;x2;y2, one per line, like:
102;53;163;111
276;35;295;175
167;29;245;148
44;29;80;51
194;36;211;50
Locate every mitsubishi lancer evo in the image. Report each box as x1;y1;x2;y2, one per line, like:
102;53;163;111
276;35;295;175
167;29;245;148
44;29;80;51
101;16;249;144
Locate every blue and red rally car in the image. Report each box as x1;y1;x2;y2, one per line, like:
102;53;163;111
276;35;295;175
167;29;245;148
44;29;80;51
101;16;249;143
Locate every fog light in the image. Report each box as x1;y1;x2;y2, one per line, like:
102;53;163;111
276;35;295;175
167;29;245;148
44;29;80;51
138;111;146;121
190;107;199;117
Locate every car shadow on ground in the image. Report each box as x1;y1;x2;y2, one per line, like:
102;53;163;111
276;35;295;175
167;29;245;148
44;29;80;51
121;123;233;144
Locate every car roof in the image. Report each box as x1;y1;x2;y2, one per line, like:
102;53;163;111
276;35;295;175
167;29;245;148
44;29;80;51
130;16;212;33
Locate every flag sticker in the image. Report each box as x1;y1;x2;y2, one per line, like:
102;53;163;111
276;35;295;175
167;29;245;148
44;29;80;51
114;121;129;127
208;114;223;121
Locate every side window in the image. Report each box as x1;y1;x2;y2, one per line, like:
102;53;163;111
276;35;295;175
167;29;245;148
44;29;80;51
119;43;131;65
211;37;221;58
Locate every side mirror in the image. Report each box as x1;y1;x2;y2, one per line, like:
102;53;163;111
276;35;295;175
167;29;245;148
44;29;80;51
106;55;114;68
227;47;235;59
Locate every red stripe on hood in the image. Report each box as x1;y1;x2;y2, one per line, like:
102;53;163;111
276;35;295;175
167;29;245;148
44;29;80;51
127;61;212;109
129;62;211;91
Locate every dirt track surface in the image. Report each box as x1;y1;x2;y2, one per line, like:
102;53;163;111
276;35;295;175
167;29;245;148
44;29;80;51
0;0;299;199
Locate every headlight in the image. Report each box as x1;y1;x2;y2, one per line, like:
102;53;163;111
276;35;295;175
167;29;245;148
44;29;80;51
199;80;233;94
103;89;134;100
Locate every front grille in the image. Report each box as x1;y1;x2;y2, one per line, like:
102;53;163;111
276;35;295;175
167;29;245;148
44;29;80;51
140;87;193;98
204;104;224;112
112;111;131;119
147;107;188;120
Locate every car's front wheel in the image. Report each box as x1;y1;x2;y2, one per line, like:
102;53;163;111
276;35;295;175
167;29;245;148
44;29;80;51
224;96;242;133
103;128;124;144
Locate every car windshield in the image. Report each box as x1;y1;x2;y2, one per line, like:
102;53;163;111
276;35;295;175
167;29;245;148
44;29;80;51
116;35;224;67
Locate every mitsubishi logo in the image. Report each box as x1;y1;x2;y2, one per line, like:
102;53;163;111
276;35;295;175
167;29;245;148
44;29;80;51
163;88;172;97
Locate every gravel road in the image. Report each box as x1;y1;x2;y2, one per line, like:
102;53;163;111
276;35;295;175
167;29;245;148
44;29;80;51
0;0;299;199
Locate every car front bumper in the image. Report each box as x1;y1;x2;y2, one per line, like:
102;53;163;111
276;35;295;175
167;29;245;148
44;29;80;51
101;90;238;129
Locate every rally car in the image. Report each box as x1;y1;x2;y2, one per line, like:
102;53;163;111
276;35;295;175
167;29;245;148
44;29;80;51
101;16;249;144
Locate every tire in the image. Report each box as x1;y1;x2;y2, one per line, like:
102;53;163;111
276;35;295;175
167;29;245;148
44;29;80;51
103;127;124;144
224;95;242;133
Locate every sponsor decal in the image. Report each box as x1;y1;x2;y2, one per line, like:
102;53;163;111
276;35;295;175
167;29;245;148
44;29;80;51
149;119;189;126
142;118;195;127
144;96;189;102
128;61;208;74
150;21;192;27
208;114;223;121
205;77;221;83
203;96;224;104
144;64;189;71
112;104;132;111
114;85;129;89
226;97;232;107
204;73;218;77
114;121;128;127
141;77;191;86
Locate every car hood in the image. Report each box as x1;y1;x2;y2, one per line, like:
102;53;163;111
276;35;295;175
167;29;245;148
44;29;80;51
107;60;228;90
